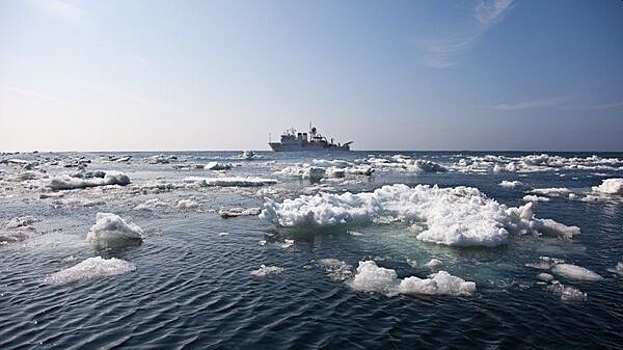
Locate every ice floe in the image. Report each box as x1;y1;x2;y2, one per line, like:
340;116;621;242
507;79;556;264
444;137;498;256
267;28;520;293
0;216;39;244
176;199;198;210
361;155;447;174
551;264;603;281
48;171;130;190
499;180;523;189
205;161;232;171
184;176;277;187
530;188;572;197
526;257;603;301
219;207;261;218
86;213;144;249
523;195;550;203
592;178;623;195
317;258;354;281
43;256;136;285
260;184;580;247
547;281;587;302
346;260;476;296
134;198;168;211
250;264;284;277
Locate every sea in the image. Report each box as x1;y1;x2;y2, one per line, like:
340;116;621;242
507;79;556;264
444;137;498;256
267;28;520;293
1;150;622;349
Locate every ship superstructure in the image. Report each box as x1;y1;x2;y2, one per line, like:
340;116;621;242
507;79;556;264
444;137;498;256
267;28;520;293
269;126;352;152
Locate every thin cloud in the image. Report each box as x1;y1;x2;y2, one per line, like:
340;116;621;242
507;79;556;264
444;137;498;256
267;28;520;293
33;0;85;25
5;85;68;104
420;0;516;68
589;100;623;110
494;97;566;111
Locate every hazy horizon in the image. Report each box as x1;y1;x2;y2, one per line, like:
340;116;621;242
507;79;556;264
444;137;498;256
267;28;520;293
1;1;622;152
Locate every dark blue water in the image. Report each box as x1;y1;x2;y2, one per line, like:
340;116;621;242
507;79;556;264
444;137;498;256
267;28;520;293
1;151;622;349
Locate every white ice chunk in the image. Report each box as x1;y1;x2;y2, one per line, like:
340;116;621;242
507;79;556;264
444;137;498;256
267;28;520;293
184;176;277;187
399;271;476;296
219;207;261;218
592;178;623;195
176;199;198;210
6;216;39;228
551;263;603;281
205;161;232;170
43;256;136;285
134;198;168;211
499;180;523;188
522;195;550;202
347;261;476;296
260;184;580;247
86;213;144;248
536;272;554;282
48;171;130;190
281;239;294;248
531;188;572;197
349;260;399;293
250;264;284;277
547;280;587;302
425;258;443;268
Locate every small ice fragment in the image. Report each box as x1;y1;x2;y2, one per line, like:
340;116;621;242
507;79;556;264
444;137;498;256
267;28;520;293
281;239;294;248
547;280;587;302
219;207;261;218
250;264;284;277
425;259;443;268
536;272;554;282
205;162;231;170
176;199;198;210
499;180;522;189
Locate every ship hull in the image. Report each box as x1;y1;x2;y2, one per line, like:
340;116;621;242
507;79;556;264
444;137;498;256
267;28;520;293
269;142;350;152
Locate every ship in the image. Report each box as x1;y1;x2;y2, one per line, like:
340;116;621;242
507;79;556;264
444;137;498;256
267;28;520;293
269;125;353;152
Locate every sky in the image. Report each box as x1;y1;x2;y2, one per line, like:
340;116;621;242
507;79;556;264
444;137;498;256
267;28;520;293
1;0;622;152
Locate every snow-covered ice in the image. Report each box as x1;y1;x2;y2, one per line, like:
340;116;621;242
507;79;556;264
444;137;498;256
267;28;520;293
551;263;603;281
260;184;580;247
86;213;144;248
592;178;623;195
184;176;277;187
250;264;284;277
347;260;476;296
43;256;136;285
48;171;130;190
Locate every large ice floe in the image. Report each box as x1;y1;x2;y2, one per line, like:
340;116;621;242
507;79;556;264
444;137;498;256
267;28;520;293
592;178;623;195
0;216;39;244
260;184;580;247
86;213;144;249
346;261;475;296
47;171;130;190
43;256;136;285
184;176;277;187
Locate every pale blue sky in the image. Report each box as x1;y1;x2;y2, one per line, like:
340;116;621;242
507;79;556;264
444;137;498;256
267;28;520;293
1;0;622;151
